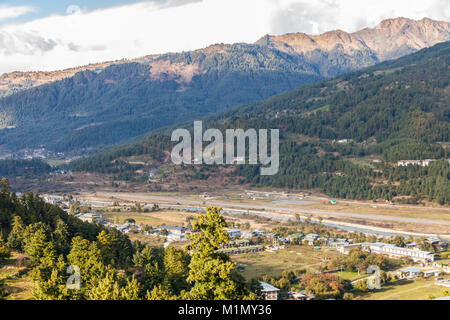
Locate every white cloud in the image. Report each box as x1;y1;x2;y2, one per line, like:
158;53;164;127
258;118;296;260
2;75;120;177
268;0;450;35
0;5;35;22
0;0;448;74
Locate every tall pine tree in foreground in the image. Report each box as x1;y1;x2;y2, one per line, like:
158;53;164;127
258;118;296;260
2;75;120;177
184;206;254;300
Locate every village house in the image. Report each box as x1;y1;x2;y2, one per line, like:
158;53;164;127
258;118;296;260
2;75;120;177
160;225;192;241
227;229;242;238
422;269;441;278
438;242;448;250
277;237;289;244
397;267;421;279
116;222;142;234
329;239;350;247
304;233;320;245
288;292;308;300
426;237;440;245
252;229;265;237
287;233;304;243
76;213;104;224
316;237;329;245
336;243;362;254
43;195;61;205
218;245;264;256
259;281;280;300
222;239;250;249
241;231;253;239
433;261;450;272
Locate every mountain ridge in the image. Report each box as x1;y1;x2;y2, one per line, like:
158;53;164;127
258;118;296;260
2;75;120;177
1;17;448;97
0;17;449;156
257;17;450;72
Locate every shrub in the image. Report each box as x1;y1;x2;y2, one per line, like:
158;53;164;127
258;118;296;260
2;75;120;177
0;246;11;262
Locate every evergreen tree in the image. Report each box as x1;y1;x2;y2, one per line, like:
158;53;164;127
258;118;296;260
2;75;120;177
184;207;251;300
23;222;51;264
7;216;25;251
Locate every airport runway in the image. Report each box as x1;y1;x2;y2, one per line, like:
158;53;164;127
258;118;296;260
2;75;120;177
108;193;450;227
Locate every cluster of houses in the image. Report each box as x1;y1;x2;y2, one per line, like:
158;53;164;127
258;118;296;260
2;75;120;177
155;225;192;241
43;195;66;205
9;148;66;160
71;211;450;300
72;212;446;267
219;239;266;255
291;233;449;267
291;233;351;247
75;212;144;234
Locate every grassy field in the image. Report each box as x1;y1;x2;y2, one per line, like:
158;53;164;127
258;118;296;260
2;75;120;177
232;246;341;280
337;271;367;281
101;209;195;227
3;274;34;300
0;252;33;300
357;279;450;300
279;201;450;222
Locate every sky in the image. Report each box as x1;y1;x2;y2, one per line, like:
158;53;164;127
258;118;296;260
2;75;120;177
0;0;448;74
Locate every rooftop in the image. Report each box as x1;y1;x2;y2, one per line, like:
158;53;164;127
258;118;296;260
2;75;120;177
399;267;420;273
259;281;280;293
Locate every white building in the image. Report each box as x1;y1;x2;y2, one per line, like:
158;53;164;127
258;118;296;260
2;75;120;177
304;233;320;245
397;267;421;279
335;242;434;262
259;281;280;300
76;213;103;224
397;159;450;167
159;225;192;241
423;269;441;278
436;279;450;288
252;229;265;237
362;242;435;262
227;229;242;238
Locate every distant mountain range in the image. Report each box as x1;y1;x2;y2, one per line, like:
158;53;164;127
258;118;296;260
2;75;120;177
257;17;450;66
0;17;449;155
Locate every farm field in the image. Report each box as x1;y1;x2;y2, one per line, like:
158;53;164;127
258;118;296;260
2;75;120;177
292;201;450;222
233;246;341;280
357;279;450;300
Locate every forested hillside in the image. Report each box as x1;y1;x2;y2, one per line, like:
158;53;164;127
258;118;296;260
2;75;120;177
0;50;322;153
1;18;448;155
0;180;253;300
70;41;450;204
0;159;51;179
